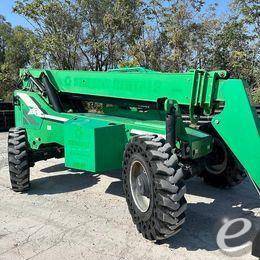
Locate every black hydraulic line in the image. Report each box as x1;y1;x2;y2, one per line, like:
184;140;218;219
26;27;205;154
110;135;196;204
41;74;63;112
27;74;45;93
166;105;176;147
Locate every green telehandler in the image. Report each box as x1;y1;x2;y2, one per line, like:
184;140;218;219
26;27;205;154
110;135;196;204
8;67;260;240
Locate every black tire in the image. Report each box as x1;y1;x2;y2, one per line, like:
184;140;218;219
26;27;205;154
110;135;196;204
200;124;246;188
8;127;30;192
122;135;187;241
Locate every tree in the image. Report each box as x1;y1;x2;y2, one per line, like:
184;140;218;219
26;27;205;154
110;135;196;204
0;16;37;99
0;16;12;65
79;0;144;71
128;0;210;72
231;0;259;35
230;0;259;102
205;0;259;102
14;0;144;70
14;0;83;69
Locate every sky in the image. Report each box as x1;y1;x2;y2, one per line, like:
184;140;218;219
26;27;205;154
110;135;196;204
0;0;230;29
0;0;32;28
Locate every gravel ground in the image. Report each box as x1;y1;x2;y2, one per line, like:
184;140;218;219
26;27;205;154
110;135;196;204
0;131;259;260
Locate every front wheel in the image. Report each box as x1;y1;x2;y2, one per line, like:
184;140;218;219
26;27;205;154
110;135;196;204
8;127;31;192
122;135;187;241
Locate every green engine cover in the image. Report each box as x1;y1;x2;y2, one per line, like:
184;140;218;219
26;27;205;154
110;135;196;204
64;117;127;172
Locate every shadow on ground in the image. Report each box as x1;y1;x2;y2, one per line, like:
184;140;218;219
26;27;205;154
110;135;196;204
105;170;124;197
28;163;100;195
32;162;259;252
40;163;68;173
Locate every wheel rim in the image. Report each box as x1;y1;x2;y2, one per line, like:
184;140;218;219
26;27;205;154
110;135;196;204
205;138;228;175
129;160;151;213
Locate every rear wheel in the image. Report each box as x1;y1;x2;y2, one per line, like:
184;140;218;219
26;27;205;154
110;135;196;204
201;124;246;188
122;135;187;240
8;127;30;192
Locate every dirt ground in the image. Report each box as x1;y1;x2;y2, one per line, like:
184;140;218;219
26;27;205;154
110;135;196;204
0;131;259;260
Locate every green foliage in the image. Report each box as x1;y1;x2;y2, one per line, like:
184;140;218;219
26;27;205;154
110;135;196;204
0;16;38;100
14;0;83;69
14;0;143;70
79;0;144;70
0;0;258;101
228;0;260;98
252;88;260;103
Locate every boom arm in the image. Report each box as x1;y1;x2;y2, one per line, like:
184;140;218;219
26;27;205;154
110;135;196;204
21;68;227;118
212;79;260;189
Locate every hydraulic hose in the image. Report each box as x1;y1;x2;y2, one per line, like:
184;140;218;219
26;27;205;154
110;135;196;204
41;74;63;112
166;105;176;147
